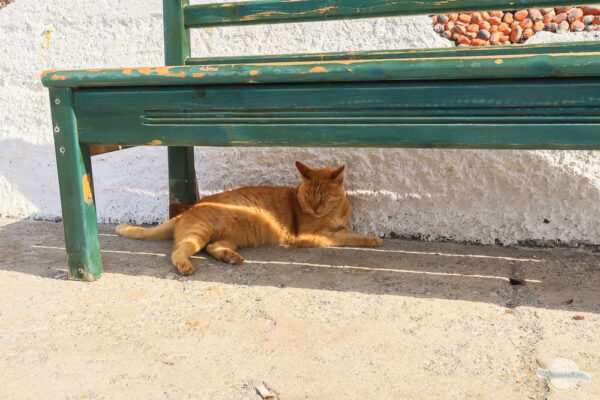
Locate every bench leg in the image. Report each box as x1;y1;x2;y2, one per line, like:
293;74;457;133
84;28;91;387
168;146;198;218
49;88;102;281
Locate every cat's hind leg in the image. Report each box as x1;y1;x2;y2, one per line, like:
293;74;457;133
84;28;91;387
206;240;243;265
171;233;209;275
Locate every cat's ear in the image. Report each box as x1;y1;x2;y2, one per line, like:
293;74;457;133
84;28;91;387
331;165;345;184
295;161;311;179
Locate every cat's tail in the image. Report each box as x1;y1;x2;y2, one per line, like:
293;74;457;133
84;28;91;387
116;219;176;240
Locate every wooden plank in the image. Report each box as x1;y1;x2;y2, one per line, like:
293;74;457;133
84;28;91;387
186;41;600;66
74;80;600;113
168;146;198;218
49;88;102;281
182;0;595;28
73;80;600;149
164;0;198;216
74;80;600;118
73;123;600;150
41;49;600;88
164;0;190;65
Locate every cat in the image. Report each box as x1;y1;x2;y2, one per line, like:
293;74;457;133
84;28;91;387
116;161;382;275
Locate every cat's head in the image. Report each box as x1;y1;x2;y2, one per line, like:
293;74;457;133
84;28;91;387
295;161;346;218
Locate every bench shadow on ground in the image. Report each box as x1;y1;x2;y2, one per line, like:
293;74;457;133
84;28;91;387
1;218;599;314
1;142;600;313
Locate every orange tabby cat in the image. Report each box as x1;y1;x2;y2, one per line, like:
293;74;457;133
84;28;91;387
116;161;382;275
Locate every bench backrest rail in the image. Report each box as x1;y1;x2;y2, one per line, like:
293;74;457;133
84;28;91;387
165;0;600;67
183;0;595;28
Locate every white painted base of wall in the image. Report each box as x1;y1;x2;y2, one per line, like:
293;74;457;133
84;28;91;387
2;0;600;244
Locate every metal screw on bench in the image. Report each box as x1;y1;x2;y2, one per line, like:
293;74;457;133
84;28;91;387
55;98;61;105
54;125;60;133
59;146;65;154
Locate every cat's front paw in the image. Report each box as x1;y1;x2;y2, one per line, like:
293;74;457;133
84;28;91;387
368;237;383;247
221;249;244;265
176;261;195;275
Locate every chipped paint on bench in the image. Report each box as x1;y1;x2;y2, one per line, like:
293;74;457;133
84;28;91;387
40;48;600;88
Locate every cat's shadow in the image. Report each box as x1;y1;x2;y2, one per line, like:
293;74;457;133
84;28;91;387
2;218;599;314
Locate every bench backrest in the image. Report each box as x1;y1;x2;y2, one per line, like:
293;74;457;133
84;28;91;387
163;0;599;66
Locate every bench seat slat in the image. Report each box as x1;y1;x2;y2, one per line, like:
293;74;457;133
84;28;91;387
183;0;600;28
41;46;600;88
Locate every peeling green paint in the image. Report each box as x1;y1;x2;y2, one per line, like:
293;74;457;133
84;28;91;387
41;45;600;88
182;0;599;28
48;88;102;281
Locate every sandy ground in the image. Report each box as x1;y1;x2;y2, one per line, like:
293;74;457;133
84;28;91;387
0;218;599;399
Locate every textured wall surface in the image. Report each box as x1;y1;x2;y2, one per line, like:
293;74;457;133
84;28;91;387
2;0;600;244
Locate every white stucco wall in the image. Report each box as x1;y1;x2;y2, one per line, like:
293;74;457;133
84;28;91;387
2;0;600;244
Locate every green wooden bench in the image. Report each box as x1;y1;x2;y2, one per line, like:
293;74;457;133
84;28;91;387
42;0;600;281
